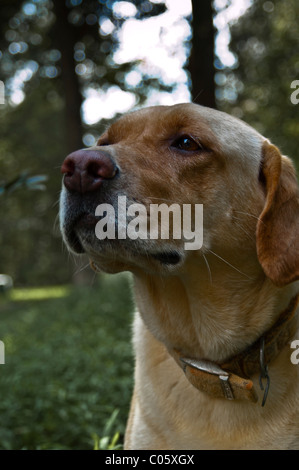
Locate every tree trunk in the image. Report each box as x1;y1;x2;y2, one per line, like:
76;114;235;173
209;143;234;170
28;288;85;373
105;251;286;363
52;0;83;153
189;0;216;108
52;0;96;285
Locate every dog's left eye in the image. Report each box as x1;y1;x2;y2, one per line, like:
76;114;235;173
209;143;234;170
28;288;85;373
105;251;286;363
171;135;202;152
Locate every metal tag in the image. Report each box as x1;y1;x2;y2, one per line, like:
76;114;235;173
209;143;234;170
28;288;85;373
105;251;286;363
180;357;234;400
180;357;229;376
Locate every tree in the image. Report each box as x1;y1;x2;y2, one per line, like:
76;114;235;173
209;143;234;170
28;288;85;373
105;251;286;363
188;0;216;108
218;0;299;165
0;0;167;154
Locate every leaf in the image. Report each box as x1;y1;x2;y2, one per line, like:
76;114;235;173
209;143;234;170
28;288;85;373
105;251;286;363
102;409;119;437
0;173;48;195
92;433;100;451
108;432;121;450
99;436;110;450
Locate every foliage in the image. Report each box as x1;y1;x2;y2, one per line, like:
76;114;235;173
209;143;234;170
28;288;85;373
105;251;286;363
0;0;167;112
218;0;299;166
0;81;73;286
0;0;172;287
0;172;47;195
92;409;123;450
0;273;134;449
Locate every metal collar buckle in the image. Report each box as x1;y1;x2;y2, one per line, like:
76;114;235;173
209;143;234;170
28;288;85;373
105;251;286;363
180;358;234;400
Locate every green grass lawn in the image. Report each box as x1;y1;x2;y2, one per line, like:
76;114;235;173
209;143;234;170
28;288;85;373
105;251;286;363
0;273;135;450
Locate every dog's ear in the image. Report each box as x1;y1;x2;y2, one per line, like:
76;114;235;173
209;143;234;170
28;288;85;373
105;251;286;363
256;141;299;287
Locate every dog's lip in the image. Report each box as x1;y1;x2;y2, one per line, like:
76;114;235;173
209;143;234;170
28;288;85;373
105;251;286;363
64;213;99;254
151;251;182;265
75;213;99;228
65;228;85;253
64;212;183;265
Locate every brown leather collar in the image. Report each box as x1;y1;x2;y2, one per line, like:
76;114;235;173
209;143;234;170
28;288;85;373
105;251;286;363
169;294;299;406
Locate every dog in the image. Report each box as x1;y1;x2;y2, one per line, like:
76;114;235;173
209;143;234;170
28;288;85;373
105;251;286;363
60;103;299;449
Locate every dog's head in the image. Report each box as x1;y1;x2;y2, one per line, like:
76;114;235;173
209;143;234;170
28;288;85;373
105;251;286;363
59;103;299;286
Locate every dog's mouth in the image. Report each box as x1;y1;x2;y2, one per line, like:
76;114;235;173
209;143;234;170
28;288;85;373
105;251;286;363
62;208;184;271
65;219;182;267
151;251;182;265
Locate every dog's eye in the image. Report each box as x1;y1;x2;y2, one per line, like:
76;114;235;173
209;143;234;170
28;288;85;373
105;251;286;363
171;135;202;152
97;140;110;146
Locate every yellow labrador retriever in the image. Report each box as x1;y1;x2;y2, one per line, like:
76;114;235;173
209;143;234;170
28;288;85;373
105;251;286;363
60;103;299;450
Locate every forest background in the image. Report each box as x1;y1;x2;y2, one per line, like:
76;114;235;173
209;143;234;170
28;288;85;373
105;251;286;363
0;0;298;450
1;0;298;286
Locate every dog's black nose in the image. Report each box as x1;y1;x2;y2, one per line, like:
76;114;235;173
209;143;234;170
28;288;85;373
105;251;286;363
61;149;118;193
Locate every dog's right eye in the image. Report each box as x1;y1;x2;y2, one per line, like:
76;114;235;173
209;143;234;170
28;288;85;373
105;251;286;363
171;135;202;153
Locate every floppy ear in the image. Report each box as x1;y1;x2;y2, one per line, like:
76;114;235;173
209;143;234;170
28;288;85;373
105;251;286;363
256;141;299;287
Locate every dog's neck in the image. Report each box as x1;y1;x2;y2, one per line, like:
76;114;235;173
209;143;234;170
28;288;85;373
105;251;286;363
133;250;299;363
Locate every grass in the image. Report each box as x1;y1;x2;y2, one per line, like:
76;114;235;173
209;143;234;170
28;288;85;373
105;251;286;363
0;273;135;450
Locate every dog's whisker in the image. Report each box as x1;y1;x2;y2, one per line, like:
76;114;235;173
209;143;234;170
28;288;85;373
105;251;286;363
52;197;61;209
233;210;263;223
202;253;213;284
208;250;253;280
53;213;61;232
91;270;99;286
191;89;204;104
231;216;255;241
78;262;91;273
72;260;91;276
146;196;182;204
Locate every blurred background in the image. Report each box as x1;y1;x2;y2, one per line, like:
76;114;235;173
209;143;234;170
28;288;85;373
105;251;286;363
0;0;298;450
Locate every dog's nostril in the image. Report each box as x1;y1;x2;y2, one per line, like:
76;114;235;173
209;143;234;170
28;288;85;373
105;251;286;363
86;160;117;180
61;157;75;177
87;161;102;178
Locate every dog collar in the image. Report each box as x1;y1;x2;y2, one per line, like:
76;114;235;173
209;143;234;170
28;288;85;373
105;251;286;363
170;294;299;406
